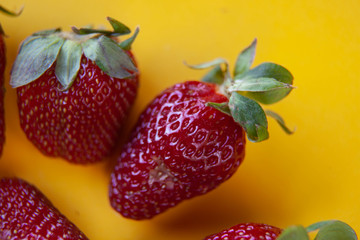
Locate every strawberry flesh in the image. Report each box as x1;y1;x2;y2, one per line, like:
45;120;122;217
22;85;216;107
110;81;245;219
0;177;88;239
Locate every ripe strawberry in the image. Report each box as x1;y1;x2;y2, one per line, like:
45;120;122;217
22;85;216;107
0;177;88;239
204;220;357;240
10;17;139;164
109;39;295;219
0;5;22;157
204;223;282;240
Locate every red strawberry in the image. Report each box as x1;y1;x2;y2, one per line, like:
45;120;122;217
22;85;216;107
204;223;282;240
204;220;357;240
109;39;295;219
10;17;139;164
0;5;22;157
0;177;88;239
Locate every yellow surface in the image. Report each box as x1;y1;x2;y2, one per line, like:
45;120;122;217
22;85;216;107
0;0;359;239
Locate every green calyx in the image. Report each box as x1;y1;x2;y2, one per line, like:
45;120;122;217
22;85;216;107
187;39;294;142
10;17;139;90
277;220;358;240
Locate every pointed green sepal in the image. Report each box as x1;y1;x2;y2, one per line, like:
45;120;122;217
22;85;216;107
0;5;23;17
119;26;140;50
201;65;225;85
229;77;293;92
33;28;61;36
234;62;294;104
0;5;22;35
229;92;269;142
185;58;227;70
206;102;231;115
265;110;294;134
240;62;293;84
306;220;335;232
82;35;138;79
308;220;358;240
229;77;294;104
72;17;131;37
10;35;65;88
277;226;310;240
233;38;257;77
186;58;231;86
55;40;82;90
107;17;131;35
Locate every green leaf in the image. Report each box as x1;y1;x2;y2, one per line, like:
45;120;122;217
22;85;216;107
265;110;295;134
307;220;336;232
33;28;61;36
72;17;131;37
240;62;293;84
235;62;294;104
82;35;138;79
229;92;268;142
229;77;293;92
72;26;114;36
0;5;23;16
107;17;131;35
202;65;225;85
206;102;231;115
55;40;82;90
10;35;65;88
233;38;257;77
119;26;140;50
185;58;227;70
277;226;310;240
314;221;358;240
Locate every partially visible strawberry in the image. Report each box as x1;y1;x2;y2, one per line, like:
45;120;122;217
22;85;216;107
10;17;139;164
204;223;282;240
0;177;88;240
109;39;295;219
204;220;358;240
0;5;22;157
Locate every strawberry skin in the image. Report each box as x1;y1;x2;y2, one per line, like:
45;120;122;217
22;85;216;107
204;223;282;240
110;81;246;219
0;177;88;240
17;55;138;164
0;34;5;156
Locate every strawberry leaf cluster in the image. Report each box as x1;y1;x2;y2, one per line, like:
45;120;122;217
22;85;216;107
189;39;294;142
10;17;139;90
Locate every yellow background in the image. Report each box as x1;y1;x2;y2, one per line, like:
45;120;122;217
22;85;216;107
1;0;359;239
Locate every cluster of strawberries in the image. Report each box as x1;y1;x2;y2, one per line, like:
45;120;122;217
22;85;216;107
0;6;357;240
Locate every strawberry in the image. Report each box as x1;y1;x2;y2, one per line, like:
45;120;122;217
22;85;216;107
109;39;295;219
0;5;22;157
0;177;88;239
10;17;139;164
204;223;282;240
204;220;358;240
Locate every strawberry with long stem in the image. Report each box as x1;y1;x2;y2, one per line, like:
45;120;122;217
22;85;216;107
204;220;357;240
109;39;294;220
10;17;140;164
